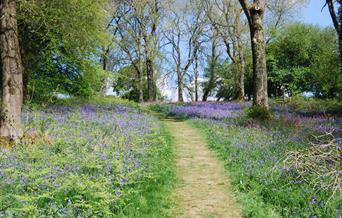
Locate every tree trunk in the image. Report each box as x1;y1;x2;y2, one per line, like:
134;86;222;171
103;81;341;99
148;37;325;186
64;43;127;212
326;0;342;75
137;39;144;103
194;58;199;102
177;75;183;102
239;0;268;108
250;8;268;108
146;58;155;102
239;63;245;102
137;66;144;103
0;0;24;141
235;13;246;103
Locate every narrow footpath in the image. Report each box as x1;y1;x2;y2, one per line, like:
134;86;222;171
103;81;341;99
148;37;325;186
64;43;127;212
164;118;241;218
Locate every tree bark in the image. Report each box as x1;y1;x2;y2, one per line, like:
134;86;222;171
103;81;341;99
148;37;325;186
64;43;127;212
137;36;144;103
177;76;184;102
235;12;246;102
194;57;199;102
146;58;155;102
0;0;24;141
239;62;246;102
326;0;342;74
239;0;268;108
137;62;144;103
202;38;218;102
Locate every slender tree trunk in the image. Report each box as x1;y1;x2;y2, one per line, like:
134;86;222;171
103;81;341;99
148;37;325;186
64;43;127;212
239;63;245;102
0;0;24;141
177;75;184;102
144;37;155;102
146;58;154;102
235;13;246;103
194;57;199;102
137;38;144;103
202;37;218;102
102;47;109;71
237;46;246;102
137;66;144;103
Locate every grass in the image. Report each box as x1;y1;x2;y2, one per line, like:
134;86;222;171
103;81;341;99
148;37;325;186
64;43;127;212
117;122;176;217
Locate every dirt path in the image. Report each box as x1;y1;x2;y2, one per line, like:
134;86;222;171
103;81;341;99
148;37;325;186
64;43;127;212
164;118;241;218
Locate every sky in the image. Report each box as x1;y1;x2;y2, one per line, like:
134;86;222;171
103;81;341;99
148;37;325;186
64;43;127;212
302;0;333;27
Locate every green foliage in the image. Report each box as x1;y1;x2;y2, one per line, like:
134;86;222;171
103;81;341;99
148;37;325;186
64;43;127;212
28;60;109;101
146;103;174;114
276;96;342;116
112;64;164;102
245;106;272;120
17;0;110;102
267;23;342;98
49;96;140;109
113;64;146;102
215;62;241;101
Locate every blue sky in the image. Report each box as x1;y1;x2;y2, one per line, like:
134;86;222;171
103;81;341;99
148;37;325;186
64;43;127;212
302;1;332;27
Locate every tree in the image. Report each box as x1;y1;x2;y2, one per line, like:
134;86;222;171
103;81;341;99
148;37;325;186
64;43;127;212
112;1;145;102
324;0;342;73
111;0;162;102
265;0;309;43
202;30;220;101
0;0;23;141
164;2;204;102
203;0;248;102
267;23;341;98
17;0;110;101
238;0;268;108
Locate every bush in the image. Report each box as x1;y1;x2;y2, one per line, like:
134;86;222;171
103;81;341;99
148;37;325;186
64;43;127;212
245;106;272;120
146;103;173;114
284;96;342;116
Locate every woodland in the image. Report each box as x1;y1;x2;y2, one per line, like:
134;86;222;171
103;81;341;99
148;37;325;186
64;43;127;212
0;0;341;217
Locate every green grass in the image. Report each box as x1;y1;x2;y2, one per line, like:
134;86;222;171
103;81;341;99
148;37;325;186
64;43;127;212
118;122;176;217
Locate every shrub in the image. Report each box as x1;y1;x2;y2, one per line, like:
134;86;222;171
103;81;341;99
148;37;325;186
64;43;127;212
245;106;272;120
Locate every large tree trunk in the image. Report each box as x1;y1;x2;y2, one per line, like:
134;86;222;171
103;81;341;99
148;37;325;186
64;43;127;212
250;10;268;108
0;0;24;141
239;0;268;108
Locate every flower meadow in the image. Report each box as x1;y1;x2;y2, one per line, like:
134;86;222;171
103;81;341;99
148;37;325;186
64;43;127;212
169;102;243;120
0;100;174;217
153;101;342;217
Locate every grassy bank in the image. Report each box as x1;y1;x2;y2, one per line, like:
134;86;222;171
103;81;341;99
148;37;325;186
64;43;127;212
190;118;341;217
0;97;175;217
